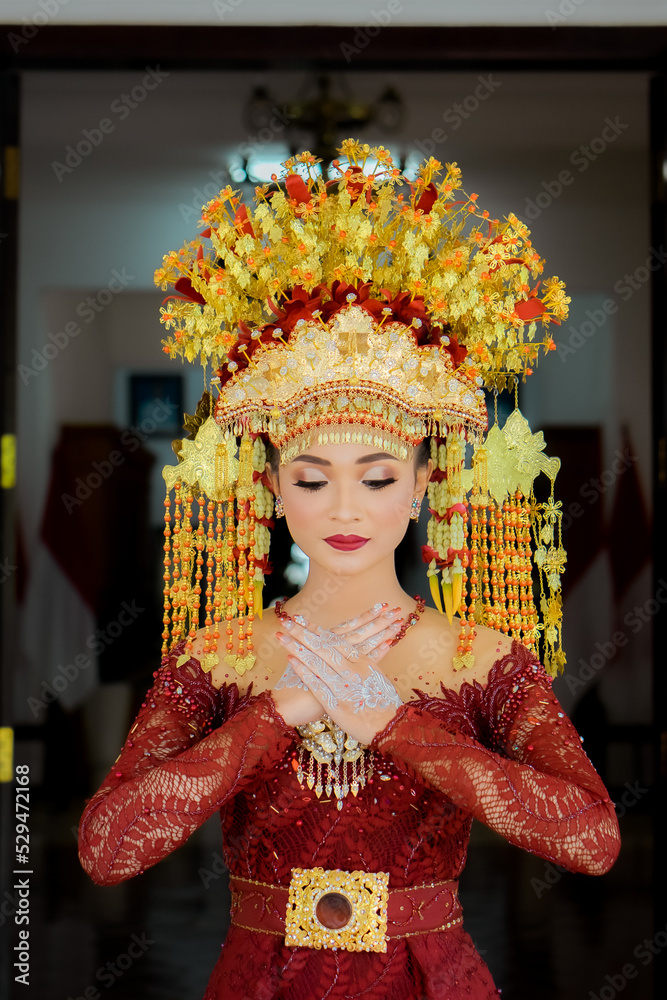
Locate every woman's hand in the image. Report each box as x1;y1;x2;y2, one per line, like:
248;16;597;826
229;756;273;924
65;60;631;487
275;604;404;744
270;678;324;728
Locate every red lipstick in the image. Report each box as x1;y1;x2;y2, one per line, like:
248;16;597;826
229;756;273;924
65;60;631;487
324;534;369;551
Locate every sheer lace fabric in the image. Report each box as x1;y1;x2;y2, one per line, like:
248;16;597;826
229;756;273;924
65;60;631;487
79;640;620;999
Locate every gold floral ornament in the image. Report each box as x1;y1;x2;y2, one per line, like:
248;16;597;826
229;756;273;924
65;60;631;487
285;867;390;952
155;143;568;384
154;140;570;677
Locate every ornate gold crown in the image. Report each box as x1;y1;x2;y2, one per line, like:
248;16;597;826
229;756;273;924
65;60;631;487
212;304;487;462
155;141;569;678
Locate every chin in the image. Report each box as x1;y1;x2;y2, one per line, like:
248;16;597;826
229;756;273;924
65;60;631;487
314;539;395;577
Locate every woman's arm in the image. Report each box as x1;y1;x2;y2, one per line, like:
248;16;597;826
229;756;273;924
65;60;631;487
78;648;296;886
371;644;621;876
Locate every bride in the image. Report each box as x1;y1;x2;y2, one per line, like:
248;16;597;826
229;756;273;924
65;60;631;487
79;430;619;999
79;141;620;999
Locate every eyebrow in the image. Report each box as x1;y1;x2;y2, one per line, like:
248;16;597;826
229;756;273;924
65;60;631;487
291;452;399;467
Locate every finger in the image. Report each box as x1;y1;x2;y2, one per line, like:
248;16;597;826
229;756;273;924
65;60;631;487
367;638;396;662
288;655;338;713
357;623;402;655
329;602;393;634
345;612;403;646
279;623;358;663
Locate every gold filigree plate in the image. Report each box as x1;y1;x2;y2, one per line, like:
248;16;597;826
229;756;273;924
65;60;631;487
285;867;389;952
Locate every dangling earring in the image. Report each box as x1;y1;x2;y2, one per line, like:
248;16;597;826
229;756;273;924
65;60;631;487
410;497;422;521
275;494;285;518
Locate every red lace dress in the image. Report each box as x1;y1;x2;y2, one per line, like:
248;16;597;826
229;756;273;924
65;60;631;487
79;640;620;999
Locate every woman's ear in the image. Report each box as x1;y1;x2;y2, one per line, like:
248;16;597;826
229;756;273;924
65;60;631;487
265;461;279;496
415;457;433;499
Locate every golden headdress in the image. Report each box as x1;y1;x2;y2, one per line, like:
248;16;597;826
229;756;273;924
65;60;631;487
155;140;569;676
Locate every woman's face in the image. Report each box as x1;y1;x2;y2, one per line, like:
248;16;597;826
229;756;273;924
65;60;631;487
268;436;432;577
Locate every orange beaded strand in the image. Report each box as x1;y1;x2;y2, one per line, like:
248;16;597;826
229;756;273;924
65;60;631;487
171;483;183;641
246;495;256;655
495;505;509;634
203;500;215;657
213;500;224;655
236;500;248;655
161;490;172;654
467;493;480;647
225;488;236;656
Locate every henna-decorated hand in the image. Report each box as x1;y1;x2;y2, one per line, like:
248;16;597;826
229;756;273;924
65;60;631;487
274;603;404;744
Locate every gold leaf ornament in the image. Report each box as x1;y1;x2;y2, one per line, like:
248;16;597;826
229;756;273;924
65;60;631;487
484;410;561;503
162;417;238;501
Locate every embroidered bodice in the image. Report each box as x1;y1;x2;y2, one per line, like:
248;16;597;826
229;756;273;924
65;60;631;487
78;641;620;999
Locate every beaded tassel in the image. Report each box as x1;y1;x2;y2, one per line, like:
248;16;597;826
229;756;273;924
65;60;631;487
495;505;509;634
171;483;183;641
236;500;247;656
185;492;205;654
518;492;538;649
213;500;224;657
161;489;172;655
295;741;373;811
203;501;215;658
466;492;481;647
180;489;194;638
487;498;500;631
224;488;236;658
503;496;519;637
246;495;256;659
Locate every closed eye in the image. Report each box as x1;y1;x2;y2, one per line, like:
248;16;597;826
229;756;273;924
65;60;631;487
295;479;327;491
362;477;397;490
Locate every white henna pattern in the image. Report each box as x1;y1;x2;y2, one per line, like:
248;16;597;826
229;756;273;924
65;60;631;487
290;646;402;715
274;663;309;692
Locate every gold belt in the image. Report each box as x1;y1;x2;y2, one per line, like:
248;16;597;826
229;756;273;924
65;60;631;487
229;867;463;953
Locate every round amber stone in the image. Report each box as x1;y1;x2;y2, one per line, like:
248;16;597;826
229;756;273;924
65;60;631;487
316;892;352;930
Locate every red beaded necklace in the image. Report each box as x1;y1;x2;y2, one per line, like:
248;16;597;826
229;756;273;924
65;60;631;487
273;595;426;646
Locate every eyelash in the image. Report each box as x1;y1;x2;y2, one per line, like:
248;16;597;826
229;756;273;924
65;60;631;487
294;478;397;492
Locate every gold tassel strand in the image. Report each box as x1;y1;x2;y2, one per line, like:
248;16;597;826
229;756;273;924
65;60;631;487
466;490;481;653
161;488;172;655
203;500;215;659
213;500;224;657
518;492;538;649
503;496;519;637
224;488;236;660
246;494;256;662
180;488;195;639
228;434;257;674
186;492;206;653
487;497;499;631
495;505;510;635
171;483;183;642
236;499;248;657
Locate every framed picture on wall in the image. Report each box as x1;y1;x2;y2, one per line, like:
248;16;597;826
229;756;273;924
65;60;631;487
129;374;184;437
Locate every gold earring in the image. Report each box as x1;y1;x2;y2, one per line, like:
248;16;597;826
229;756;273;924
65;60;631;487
275;494;285;518
410;497;422;520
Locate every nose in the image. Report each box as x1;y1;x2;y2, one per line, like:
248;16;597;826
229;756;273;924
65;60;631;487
328;480;363;523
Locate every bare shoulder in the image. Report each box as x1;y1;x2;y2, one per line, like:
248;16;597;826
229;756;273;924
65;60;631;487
188;609;286;694
387;608;515;702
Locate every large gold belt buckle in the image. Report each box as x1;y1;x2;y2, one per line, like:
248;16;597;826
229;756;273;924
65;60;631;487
285;867;389;953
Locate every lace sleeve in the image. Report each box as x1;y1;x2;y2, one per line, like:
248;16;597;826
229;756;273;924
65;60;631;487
78;647;296;886
371;642;620;876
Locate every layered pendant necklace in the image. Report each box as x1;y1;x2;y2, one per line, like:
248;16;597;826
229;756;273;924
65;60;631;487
274;596;425;810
